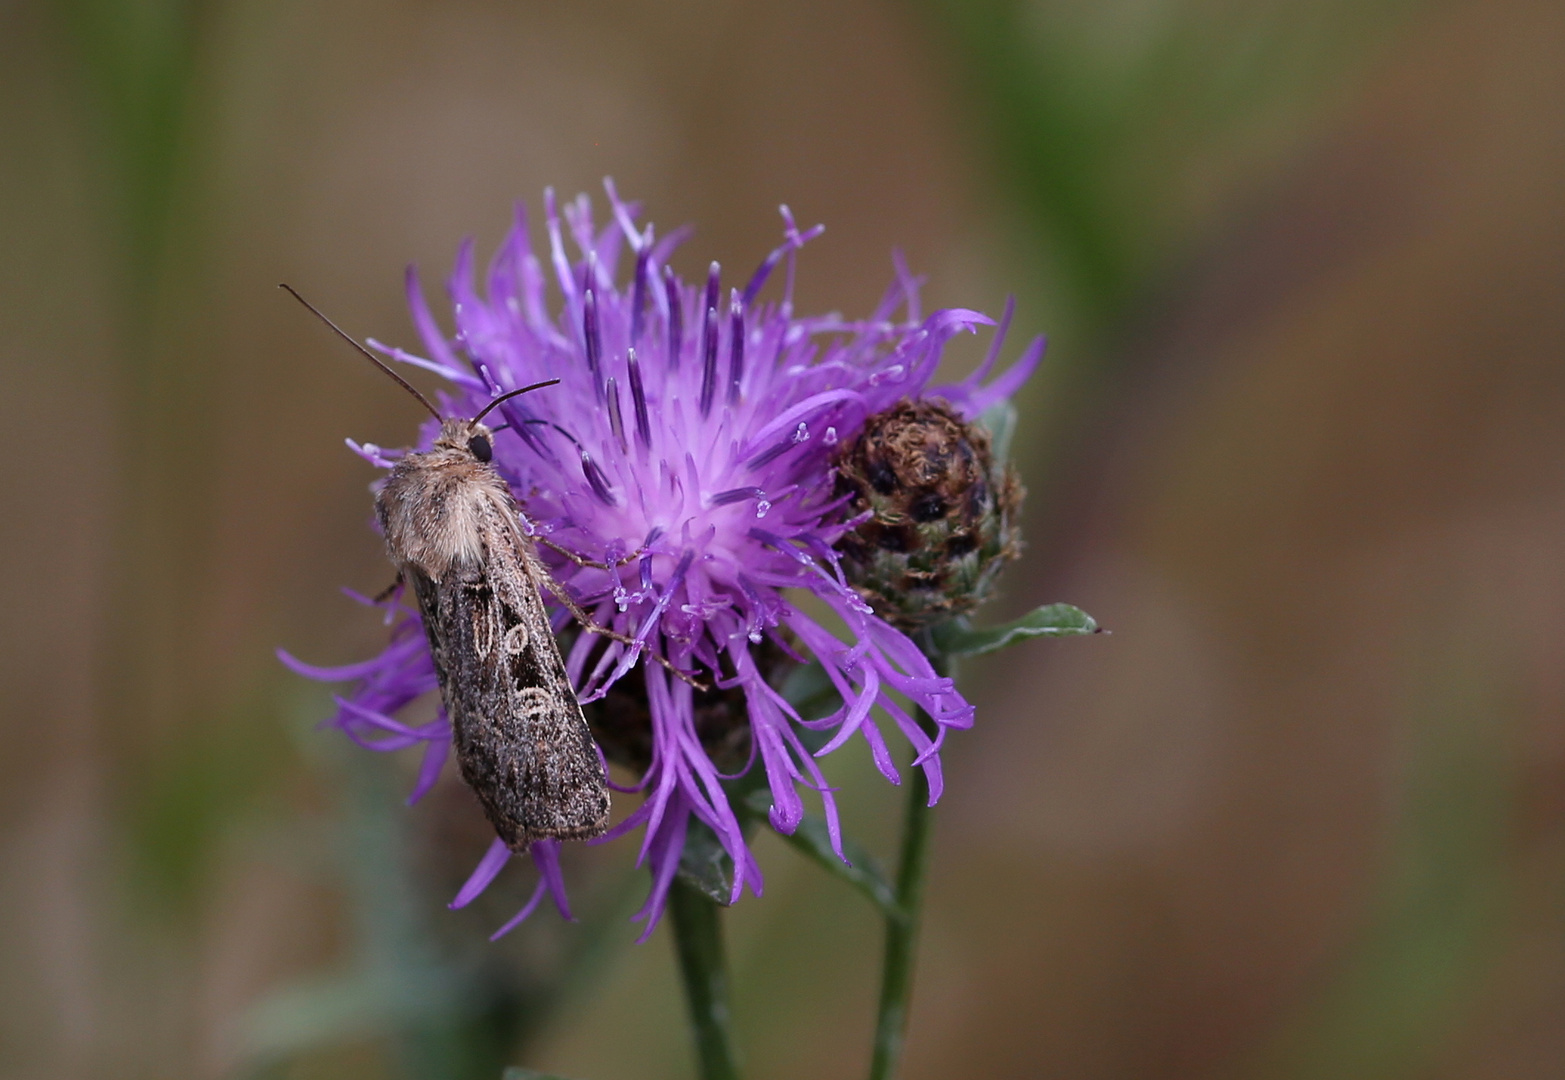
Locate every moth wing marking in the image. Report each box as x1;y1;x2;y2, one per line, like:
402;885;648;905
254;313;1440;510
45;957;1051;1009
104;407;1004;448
424;498;608;850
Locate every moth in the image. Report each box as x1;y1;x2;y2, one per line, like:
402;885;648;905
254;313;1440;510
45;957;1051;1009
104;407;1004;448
379;409;612;851
283;284;621;852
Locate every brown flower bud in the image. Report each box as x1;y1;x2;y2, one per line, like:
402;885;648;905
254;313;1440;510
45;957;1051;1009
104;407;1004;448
833;398;1021;629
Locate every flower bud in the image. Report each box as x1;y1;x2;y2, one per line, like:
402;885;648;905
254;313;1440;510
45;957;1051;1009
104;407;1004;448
833;399;1021;629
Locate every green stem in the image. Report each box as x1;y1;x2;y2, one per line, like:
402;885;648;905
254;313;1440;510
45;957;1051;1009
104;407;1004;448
868;644;949;1080
867;753;933;1080
668;876;742;1080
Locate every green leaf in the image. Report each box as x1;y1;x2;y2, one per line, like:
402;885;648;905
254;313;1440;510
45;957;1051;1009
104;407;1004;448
741;790;902;920
503;1069;582;1080
676;819;736;905
786;818;904;921
931;602;1100;657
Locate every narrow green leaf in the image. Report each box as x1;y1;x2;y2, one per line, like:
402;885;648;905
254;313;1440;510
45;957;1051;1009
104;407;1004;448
676;819;735;905
931;602;1100;657
741;790;903;919
503;1069;581;1080
786;818;904;921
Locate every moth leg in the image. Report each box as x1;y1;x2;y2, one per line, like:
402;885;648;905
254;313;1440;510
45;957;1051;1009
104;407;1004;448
534;534;643;570
538;574;709;692
372;570;406;604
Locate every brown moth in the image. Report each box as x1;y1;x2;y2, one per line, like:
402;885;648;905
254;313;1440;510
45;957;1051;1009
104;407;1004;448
379;412;612;850
282;285;608;851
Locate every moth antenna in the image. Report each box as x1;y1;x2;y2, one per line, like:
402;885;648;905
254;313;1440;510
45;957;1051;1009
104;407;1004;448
473;379;561;423
279;283;443;421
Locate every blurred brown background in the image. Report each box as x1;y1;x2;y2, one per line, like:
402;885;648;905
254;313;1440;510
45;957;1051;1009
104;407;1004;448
4;0;1564;1077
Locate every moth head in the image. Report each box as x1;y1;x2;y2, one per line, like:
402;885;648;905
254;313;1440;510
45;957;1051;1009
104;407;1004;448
439;378;565;464
434;418;496;464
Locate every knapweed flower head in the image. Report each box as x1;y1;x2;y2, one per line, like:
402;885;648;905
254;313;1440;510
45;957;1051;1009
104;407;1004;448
282;183;1044;939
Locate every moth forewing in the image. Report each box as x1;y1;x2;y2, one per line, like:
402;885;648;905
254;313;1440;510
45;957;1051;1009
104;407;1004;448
377;417;610;852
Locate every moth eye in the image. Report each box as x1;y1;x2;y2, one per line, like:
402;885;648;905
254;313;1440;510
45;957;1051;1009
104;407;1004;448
467;434;493;462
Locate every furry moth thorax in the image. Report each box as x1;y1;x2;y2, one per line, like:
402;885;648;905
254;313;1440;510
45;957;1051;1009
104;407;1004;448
376;418;515;582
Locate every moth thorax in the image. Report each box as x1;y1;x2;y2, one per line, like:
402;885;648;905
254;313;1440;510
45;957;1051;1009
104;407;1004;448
377;431;511;579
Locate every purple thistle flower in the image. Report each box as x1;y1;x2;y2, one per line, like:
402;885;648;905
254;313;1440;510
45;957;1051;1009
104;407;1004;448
281;183;1044;939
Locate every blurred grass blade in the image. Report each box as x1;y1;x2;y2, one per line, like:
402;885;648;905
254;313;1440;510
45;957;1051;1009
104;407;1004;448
503;1069;582;1080
58;0;212;281
932;603;1099;657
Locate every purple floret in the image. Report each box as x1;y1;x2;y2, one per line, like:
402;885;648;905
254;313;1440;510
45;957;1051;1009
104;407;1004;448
280;183;1043;938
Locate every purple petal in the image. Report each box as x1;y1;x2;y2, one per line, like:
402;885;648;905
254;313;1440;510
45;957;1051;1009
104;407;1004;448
489;878;548;940
405;265;463;376
277;647;404;683
407;727;450;804
451;837;511;909
531;840;575;921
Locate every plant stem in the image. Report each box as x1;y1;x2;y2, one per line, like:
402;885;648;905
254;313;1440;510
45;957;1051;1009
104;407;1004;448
867;750;933;1080
668;876;742;1080
869;642;948;1080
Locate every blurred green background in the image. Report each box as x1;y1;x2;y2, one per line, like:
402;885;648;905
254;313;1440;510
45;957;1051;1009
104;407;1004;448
5;0;1565;1076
